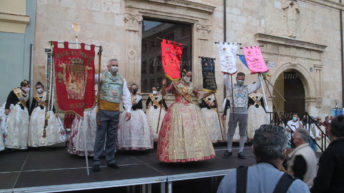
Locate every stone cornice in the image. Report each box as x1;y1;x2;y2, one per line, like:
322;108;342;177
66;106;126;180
255;33;327;52
304;0;344;10
0;12;29;33
125;0;215;14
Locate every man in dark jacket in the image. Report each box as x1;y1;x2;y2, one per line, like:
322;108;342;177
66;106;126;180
311;115;344;193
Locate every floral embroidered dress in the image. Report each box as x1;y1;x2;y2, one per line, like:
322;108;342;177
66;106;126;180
67;106;97;156
157;81;215;162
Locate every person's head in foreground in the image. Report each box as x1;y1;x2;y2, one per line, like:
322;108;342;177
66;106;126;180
292;128;310;147
329;115;344;140
253;124;288;167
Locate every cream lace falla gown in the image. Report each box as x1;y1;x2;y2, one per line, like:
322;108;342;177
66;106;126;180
5;88;29;149
247;93;269;139
146;94;167;141
28;91;67;147
200;94;223;143
117;94;153;150
157;81;215;163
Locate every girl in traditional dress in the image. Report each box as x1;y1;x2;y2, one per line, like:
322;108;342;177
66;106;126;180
247;91;269;140
28;82;66;147
200;93;223;143
67;106;97;156
4;80;30;149
117;83;153;150
158;71;215;163
146;86;168;141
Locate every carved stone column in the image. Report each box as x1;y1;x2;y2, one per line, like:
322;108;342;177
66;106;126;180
122;13;143;86
194;23;211;89
314;64;323;108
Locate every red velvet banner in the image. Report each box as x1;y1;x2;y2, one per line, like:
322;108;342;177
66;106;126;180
161;39;182;81
53;41;95;117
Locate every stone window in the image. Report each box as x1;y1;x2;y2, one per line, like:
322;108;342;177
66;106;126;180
141;18;192;93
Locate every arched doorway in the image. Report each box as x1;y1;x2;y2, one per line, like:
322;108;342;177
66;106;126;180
273;69;305;120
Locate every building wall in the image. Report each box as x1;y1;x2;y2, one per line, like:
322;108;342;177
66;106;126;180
32;0;344;118
0;0;36;103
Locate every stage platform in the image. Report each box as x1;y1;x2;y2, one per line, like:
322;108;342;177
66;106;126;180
0;145;255;193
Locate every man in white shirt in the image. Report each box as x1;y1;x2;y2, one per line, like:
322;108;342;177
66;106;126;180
287;114;303;146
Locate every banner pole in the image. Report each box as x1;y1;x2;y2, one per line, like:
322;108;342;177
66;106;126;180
82;117;90;176
214;93;225;141
156;83;167;134
230;75;235;121
264;78;282;122
97;46;103;107
259;74;270;113
265;78;286;102
156;99;163;134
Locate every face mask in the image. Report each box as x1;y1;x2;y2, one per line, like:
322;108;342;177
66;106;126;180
328;120;331;123
110;66;118;73
293;117;297;122
37;88;43;94
184;77;191;83
132;88;138;94
22;87;30;93
153;91;158;95
237;80;244;86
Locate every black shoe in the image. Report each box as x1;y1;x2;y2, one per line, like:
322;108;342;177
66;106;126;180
92;164;100;172
238;152;246;159
107;162;119;169
222;151;232;159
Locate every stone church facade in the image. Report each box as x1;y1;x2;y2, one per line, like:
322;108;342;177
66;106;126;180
31;0;344;119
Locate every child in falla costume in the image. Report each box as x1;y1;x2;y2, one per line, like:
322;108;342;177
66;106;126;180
117;83;153;150
200;93;223;143
158;70;215;163
28;82;67;147
146;86;168;141
4;80;30;149
246;90;269;140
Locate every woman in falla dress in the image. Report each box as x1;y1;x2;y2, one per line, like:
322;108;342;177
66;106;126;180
146;86;168;141
158;71;215;163
200;93;223;143
4;80;30;149
28;82;66;147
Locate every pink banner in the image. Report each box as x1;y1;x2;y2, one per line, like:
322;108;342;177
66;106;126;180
243;46;269;74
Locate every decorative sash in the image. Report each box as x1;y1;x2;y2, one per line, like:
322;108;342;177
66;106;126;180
34;91;47;107
13;88;28;107
172;81;192;103
149;94;161;107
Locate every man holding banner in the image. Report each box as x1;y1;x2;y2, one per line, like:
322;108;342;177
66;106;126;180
92;59;132;172
223;72;261;159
